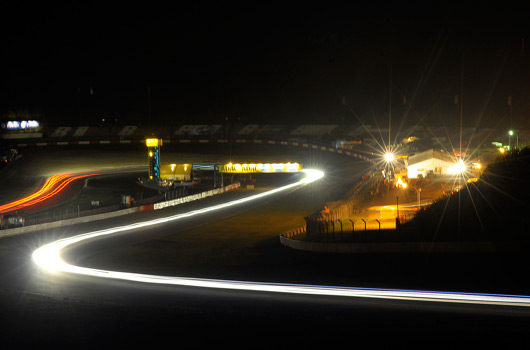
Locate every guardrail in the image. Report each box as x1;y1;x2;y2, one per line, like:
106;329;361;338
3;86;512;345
0;206;146;238
154;183;240;210
0;182;242;238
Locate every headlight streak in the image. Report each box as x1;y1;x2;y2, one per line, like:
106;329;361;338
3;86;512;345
32;169;530;308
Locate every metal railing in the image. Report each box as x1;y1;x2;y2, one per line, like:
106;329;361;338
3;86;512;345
16;194;164;228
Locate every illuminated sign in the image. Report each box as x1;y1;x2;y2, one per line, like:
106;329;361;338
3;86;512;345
160;163;192;181
221;162;302;173
146;138;159;147
2;120;40;130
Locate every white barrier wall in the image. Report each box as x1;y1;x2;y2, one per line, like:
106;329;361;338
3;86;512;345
154;183;241;210
0;207;140;237
0;183;241;238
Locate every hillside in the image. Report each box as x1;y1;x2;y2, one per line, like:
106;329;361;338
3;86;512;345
402;147;530;245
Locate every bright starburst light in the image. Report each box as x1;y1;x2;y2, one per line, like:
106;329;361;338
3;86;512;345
384;152;395;163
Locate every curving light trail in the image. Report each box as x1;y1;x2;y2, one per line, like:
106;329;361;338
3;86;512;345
0;172;99;213
32;169;530;307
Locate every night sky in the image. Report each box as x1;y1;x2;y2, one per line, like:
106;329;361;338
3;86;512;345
2;2;530;129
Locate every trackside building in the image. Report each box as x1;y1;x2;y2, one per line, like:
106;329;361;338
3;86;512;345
406;149;459;179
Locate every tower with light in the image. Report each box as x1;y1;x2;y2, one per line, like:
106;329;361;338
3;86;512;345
146;138;162;180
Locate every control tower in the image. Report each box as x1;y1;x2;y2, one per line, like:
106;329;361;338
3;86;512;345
146;138;161;180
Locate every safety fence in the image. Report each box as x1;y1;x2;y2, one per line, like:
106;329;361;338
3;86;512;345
281;214;415;243
18;194;165;228
302;172;382;239
281;169;418;247
0;182;242;237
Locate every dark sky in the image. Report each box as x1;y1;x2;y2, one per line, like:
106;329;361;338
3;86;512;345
2;2;530;128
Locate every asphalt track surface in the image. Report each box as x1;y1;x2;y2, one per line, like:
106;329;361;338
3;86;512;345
1;144;530;348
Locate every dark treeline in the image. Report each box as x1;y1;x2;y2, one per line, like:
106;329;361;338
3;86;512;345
403;147;530;244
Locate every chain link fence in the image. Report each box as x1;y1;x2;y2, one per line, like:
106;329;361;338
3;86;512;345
283;214;415;243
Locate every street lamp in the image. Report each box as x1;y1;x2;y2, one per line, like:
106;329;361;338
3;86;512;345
384;152;395;163
509;130;518;149
448;158;466;175
455;158;465;174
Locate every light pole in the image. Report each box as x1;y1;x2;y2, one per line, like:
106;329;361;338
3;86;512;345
510;130;519;149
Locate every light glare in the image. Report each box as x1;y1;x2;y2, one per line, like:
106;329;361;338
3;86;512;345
31;168;530;307
448;159;466;175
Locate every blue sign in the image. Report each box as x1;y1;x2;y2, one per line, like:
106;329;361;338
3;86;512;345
1;120;40;130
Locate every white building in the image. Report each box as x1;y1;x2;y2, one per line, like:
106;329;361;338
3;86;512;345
406;149;458;179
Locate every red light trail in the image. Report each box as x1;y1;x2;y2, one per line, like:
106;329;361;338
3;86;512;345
0;172;99;214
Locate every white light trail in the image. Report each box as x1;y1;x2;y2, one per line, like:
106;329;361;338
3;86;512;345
32;169;530;307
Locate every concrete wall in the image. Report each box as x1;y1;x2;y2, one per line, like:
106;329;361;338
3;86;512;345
279;235;520;254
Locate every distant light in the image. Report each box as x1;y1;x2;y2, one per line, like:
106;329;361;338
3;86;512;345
455;159;466;173
509;130;514;136
384;152;395;163
499;147;505;153
396;177;407;189
3;120;40;130
448;159;466;175
221;162;302;173
146;138;159;147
